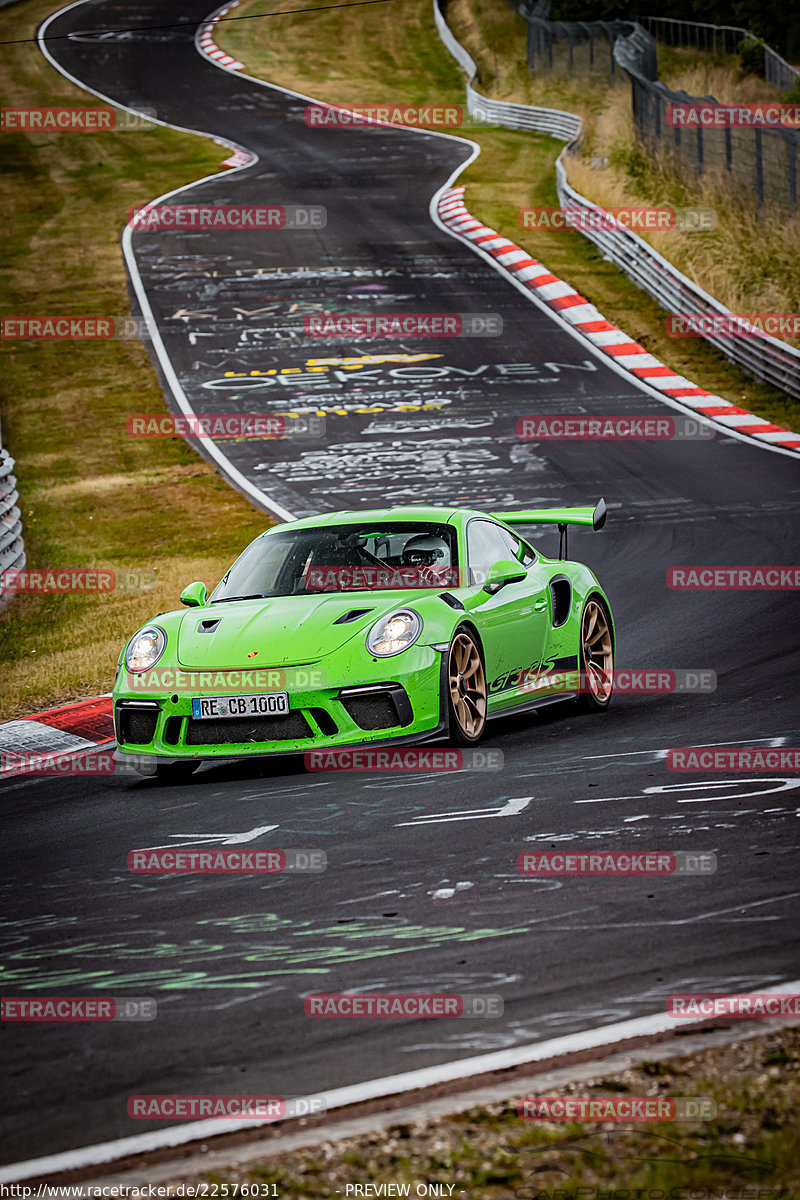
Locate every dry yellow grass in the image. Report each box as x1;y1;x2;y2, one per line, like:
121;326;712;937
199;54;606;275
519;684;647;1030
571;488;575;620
445;0;800;330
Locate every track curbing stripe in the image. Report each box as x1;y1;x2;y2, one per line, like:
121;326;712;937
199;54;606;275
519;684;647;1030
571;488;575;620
436;187;800;453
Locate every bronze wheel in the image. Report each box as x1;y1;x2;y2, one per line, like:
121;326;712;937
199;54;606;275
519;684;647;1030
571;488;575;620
447;630;487;744
578;598;614;711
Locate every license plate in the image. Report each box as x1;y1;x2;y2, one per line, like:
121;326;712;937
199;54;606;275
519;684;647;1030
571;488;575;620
191;692;290;720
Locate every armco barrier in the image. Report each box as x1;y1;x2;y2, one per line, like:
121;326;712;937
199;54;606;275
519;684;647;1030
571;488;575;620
466;80;581;140
432;0;477;78
554;167;800;399
433;0;800;403
0;447;25;611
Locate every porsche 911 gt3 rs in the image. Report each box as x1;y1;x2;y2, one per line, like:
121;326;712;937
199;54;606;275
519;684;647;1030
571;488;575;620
113;501;615;778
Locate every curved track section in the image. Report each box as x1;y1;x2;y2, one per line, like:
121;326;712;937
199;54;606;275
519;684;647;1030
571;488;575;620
0;0;798;1169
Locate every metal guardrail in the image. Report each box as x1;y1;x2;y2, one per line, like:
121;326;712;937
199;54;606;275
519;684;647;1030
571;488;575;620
554;166;800;399
0;447;25;611
432;0;477;78
466;81;581;140
433;0;800;402
638;16;800;92
431;0;581;138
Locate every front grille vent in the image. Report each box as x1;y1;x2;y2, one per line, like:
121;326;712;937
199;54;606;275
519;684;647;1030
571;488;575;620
117;705;159;745
185;712;313;746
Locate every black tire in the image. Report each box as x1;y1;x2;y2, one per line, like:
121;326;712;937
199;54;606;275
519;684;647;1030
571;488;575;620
446;628;488;745
576;596;614;713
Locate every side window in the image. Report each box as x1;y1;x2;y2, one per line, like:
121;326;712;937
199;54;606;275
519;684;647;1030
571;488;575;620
496;525;535;565
467;521;527;586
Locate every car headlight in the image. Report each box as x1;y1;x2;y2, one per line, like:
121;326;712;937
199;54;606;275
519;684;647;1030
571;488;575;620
366;610;422;657
124;626;167;673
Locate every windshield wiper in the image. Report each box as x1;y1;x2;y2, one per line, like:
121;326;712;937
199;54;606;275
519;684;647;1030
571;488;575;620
210;593;267;604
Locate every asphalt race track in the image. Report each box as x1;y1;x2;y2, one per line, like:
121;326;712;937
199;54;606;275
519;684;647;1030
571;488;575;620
1;0;799;1169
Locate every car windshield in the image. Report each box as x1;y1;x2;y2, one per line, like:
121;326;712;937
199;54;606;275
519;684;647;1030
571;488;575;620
210;522;460;600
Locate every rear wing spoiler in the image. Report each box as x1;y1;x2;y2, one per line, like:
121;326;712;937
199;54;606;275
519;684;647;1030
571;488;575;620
491;498;607;560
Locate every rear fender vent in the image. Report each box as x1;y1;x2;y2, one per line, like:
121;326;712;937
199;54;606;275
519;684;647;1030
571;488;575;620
549;577;572;628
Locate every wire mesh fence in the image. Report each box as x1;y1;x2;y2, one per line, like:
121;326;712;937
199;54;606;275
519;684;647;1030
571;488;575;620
513;1;800;211
638;16;799;92
436;0;800;401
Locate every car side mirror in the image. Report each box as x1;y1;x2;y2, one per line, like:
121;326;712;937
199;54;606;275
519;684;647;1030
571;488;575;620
482;558;527;595
180;581;208;607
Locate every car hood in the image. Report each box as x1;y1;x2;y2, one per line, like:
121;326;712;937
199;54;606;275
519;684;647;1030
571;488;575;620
175;592;422;669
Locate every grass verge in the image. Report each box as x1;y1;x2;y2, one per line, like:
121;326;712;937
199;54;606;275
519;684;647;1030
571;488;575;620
218;0;798;430
152;1027;800;1195
0;0;270;721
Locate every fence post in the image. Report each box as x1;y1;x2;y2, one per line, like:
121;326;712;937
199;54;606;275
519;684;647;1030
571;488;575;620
755;127;764;205
788;135;797;208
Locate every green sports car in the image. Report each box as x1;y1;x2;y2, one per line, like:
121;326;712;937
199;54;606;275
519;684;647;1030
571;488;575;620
113;502;615;779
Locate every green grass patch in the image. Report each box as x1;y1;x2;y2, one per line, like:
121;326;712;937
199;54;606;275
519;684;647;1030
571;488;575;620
0;0;270;720
159;1029;800;1196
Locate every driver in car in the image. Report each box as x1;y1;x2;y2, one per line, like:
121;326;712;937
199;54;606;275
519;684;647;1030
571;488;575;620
399;535;456;587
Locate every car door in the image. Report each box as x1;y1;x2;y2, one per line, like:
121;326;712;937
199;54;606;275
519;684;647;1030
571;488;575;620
465;519;550;701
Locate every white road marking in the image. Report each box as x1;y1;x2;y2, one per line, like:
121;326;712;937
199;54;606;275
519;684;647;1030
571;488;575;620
429;881;474;899
4;979;800;1183
582;736;789;761
136;825;279;850
396;796;532;826
575;778;800;804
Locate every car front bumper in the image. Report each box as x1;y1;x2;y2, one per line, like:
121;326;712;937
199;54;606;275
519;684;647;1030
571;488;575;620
112;643;447;770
